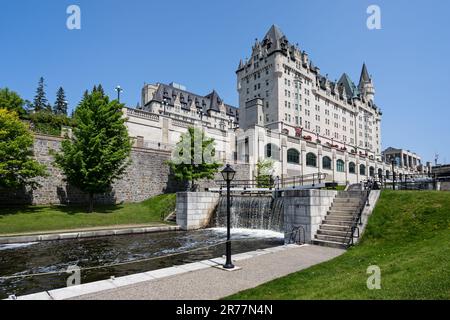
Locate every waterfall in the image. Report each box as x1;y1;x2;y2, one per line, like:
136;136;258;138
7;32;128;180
212;196;284;232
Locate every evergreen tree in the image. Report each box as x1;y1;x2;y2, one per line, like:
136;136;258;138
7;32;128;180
0;108;47;189
167;127;221;191
0;88;26;117
53;87;68;115
53;86;132;212
33;77;49;112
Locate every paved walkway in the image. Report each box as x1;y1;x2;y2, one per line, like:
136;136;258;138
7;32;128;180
72;244;344;300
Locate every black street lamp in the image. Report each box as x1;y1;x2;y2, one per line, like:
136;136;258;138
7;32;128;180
115;86;123;103
221;164;236;269
391;158;396;190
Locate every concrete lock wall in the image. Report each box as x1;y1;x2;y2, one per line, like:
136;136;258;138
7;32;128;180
176;192;220;230
283;190;337;243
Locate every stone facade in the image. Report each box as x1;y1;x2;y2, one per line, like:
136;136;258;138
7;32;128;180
0;134;182;206
176;192;220;230
0;134;251;206
282;189;337;243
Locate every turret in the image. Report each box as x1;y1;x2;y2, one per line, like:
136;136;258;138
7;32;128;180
358;63;375;102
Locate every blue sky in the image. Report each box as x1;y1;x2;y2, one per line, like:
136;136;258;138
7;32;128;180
1;0;449;164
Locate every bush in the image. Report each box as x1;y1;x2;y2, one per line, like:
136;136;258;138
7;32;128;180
28;110;73;136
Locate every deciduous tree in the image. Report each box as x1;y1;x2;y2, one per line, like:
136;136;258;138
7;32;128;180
53;86;132;212
167;127;221;191
0;108;47;189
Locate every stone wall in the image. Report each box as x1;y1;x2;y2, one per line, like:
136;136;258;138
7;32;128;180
176;192;220;230
0;134;251;206
196;163;251;191
283;190;337;243
0;134;182;206
438;181;450;191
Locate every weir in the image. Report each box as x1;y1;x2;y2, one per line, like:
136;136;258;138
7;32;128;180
211;195;284;233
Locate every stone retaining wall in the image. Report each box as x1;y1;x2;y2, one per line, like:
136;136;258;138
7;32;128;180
283;190;337;243
0;134;182;206
176;192;220;230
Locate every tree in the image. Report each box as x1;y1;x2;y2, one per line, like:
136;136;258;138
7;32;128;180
256;158;275;188
33;77;51;112
0;88;26;117
167;127;221;191
53;87;68;115
53;86;132;212
0;108;47;189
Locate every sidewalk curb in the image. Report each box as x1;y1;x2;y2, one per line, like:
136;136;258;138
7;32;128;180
0;225;181;245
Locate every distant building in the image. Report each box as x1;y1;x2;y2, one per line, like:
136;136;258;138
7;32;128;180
124;82;240;164
382;147;425;173
433;164;450;177
123;25;425;184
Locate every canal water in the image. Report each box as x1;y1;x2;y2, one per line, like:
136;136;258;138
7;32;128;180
0;228;283;299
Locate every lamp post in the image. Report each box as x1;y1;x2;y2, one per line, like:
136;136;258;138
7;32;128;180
391;158;396;190
221;164;236;269
115;86;123;103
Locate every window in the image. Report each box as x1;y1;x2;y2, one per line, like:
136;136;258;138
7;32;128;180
336;159;345;172
360;164;366;176
349;162;356;174
306;153;317;167
265;143;279;160
287;149;300;164
369;166;375;177
266;143;272;158
322;156;332;170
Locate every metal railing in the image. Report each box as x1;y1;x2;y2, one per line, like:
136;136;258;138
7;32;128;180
214;173;327;190
371;173;437;191
344;180;373;247
289;225;306;245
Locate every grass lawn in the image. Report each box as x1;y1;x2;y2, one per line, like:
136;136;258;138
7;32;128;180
0;193;176;235
228;190;450;300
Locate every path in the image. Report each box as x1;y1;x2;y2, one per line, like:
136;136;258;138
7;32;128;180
70;244;344;300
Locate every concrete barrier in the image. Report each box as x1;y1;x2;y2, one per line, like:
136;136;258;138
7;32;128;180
176;192;220;230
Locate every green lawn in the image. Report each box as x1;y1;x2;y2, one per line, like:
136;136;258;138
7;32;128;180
0;193;176;235
228;190;450;300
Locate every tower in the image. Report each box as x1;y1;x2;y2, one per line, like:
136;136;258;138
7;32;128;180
358;63;375;102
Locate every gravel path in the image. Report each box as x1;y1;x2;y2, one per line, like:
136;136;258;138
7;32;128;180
72;244;344;300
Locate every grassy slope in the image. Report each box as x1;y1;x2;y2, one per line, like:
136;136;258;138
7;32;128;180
0;194;176;235
228;191;450;299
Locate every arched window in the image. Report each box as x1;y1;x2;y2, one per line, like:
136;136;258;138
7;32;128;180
322;156;332;170
360;164;366;176
386;170;390;179
306;153;317;167
287;148;300;164
349;162;356;174
378;168;383;179
336;159;345;172
369;166;375;177
265;143;279;160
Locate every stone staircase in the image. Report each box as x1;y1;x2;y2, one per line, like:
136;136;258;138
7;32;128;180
312;191;366;249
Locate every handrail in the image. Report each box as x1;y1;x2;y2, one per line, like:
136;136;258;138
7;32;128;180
214;172;327;190
289;225;306;245
344;180;373;248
